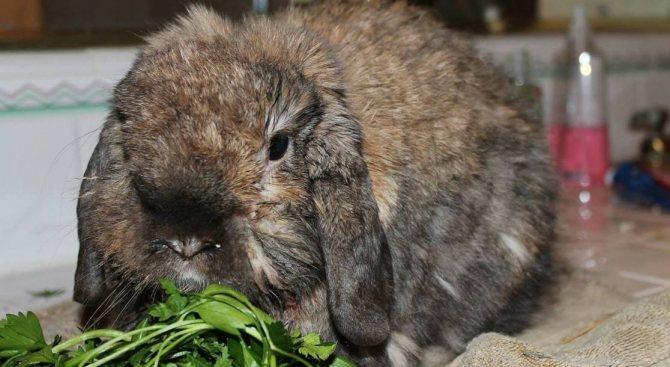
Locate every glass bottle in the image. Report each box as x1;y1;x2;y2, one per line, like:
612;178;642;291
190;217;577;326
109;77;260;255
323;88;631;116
559;5;610;188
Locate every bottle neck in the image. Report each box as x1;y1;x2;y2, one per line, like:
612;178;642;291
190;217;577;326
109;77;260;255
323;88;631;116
568;33;596;57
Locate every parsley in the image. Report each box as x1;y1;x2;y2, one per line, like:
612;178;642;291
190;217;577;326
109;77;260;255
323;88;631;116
0;281;356;367
0;312;47;352
297;333;336;361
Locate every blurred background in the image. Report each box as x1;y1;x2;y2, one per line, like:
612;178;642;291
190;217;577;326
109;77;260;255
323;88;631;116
1;0;669;313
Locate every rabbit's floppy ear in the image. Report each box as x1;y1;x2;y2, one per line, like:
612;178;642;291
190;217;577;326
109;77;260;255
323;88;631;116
73;115;117;306
307;111;394;347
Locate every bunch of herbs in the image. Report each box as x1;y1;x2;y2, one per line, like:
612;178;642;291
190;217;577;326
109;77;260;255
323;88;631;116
0;280;354;367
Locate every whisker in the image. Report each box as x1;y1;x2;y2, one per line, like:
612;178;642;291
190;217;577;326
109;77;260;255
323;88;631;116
110;282;143;329
82;280;123;330
87;281;134;329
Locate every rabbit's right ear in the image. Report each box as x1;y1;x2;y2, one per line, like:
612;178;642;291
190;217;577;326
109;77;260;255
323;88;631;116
73;115;117;306
307;110;394;347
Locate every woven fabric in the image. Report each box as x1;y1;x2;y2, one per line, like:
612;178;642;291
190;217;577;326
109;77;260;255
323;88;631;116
451;288;670;367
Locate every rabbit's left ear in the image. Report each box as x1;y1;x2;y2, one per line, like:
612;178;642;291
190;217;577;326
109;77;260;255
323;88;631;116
74;125;112;306
307;112;394;347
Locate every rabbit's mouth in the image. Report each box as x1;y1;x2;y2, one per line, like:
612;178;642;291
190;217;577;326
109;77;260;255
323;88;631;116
171;261;210;292
153;240;258;293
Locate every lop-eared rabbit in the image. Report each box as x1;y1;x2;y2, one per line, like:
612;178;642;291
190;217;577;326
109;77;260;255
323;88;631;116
74;1;556;365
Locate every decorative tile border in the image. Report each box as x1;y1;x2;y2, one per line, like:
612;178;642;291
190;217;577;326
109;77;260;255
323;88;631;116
0;81;113;113
2;59;668;115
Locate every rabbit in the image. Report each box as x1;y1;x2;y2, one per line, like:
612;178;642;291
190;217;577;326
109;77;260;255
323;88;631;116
73;1;556;366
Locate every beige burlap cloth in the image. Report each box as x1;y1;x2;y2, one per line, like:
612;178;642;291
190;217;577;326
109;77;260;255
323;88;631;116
451;271;670;367
36;270;670;366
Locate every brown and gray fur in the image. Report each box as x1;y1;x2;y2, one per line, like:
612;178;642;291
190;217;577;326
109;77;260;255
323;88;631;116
74;1;556;365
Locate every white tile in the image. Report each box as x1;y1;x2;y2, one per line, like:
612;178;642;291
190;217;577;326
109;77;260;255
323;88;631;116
0;107;106;276
0;265;75;315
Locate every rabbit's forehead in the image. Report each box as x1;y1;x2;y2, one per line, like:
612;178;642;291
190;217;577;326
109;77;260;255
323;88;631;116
122;53;318;137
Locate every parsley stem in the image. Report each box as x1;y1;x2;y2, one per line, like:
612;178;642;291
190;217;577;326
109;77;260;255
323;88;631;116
51;329;129;353
1;351;26;367
148;324;213;366
0;351;20;358
177;299;208;320
83;320;208;367
272;347;314;367
62;325;168;367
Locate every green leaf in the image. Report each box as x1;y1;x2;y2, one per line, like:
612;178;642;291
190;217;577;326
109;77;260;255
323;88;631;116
209;297;254;318
15;345;56;366
248;339;264;362
160;279;181;296
298;332;336;361
199;284;239;298
53;354;66;367
167;293;188;311
227;339;259;367
247;306;274;325
0;312;47;352
227;338;244;366
266;322;293;351
148;293;188;321
328;355;358;367
194;337;224;356
184;353;210;367
243;326;262;341
194;301;255;337
127;346;151;366
209;296;275;328
0;350;22;358
213;345;232;367
200;285;275;324
214;356;233;367
148;279;190;320
147;303;172;321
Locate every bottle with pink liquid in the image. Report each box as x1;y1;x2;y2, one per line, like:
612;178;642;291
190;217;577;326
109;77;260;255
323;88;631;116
557;6;610;188
554;6;611;235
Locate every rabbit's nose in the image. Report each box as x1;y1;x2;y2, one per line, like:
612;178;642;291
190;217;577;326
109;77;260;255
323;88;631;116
152;238;221;259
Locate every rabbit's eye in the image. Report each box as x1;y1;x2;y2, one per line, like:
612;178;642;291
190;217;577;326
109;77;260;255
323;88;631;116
268;134;289;161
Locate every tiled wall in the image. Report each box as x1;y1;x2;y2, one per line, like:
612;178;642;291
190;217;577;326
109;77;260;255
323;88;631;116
0;48;134;276
1;32;669;276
